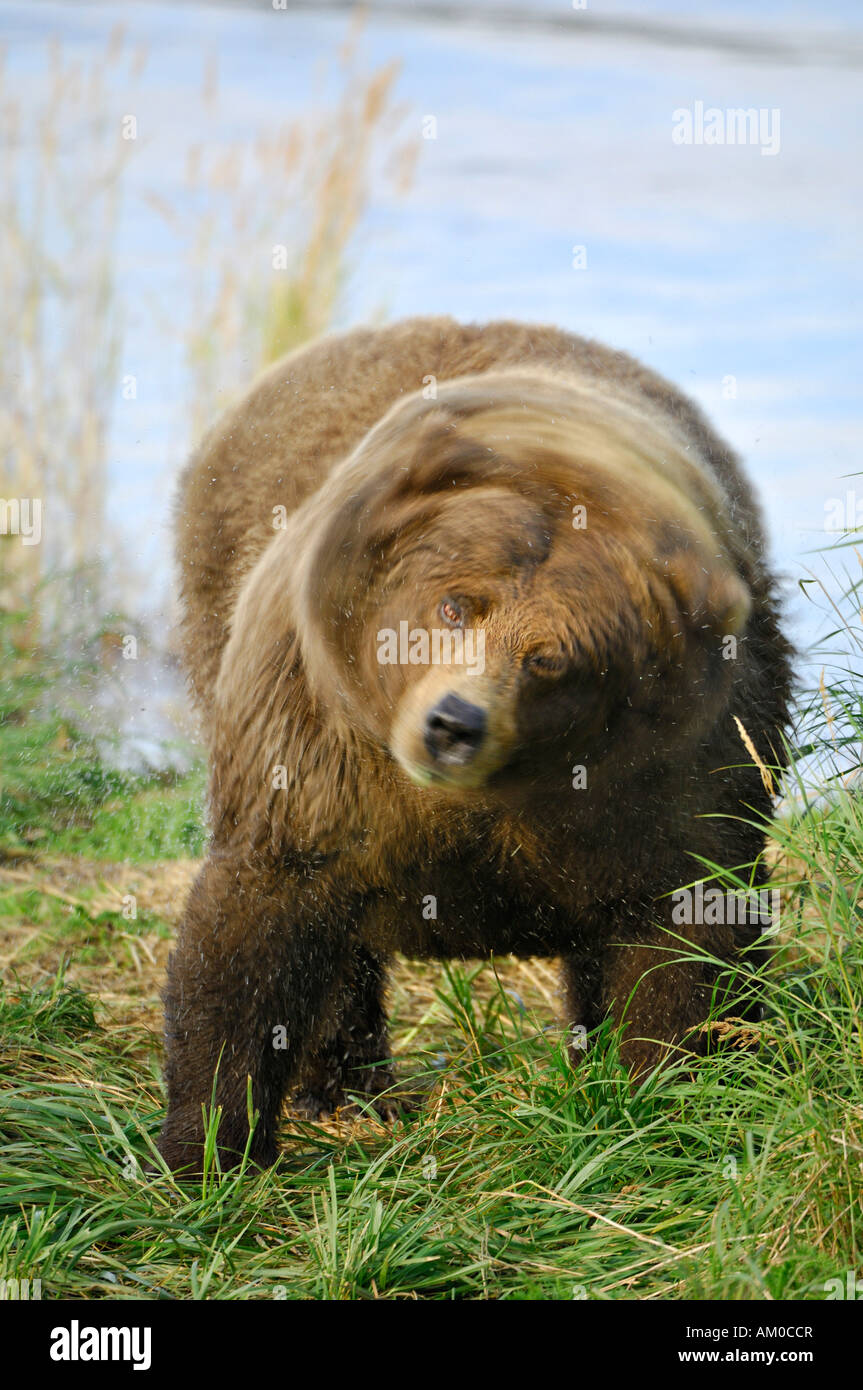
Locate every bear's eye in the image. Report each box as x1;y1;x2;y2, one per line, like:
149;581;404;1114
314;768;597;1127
525;651;568;677
439;598;465;628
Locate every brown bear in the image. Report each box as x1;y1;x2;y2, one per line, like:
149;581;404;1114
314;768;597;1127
158;316;792;1173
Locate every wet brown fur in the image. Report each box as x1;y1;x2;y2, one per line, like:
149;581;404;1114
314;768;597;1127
158;316;792;1172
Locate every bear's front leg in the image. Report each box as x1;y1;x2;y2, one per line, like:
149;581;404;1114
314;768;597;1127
597;927;713;1075
563;904;740;1076
291;946;395;1120
157;847;357;1174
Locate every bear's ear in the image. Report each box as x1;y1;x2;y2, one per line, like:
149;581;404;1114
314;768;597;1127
662;547;751;638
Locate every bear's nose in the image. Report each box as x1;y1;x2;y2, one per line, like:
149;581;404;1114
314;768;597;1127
424;694;487;765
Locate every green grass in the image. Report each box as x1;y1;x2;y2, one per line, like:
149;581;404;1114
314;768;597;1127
0;603;206;862
0;578;861;1301
44;778;207;863
0;951;860;1300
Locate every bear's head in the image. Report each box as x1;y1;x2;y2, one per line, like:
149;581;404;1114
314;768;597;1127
288;369;752;801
